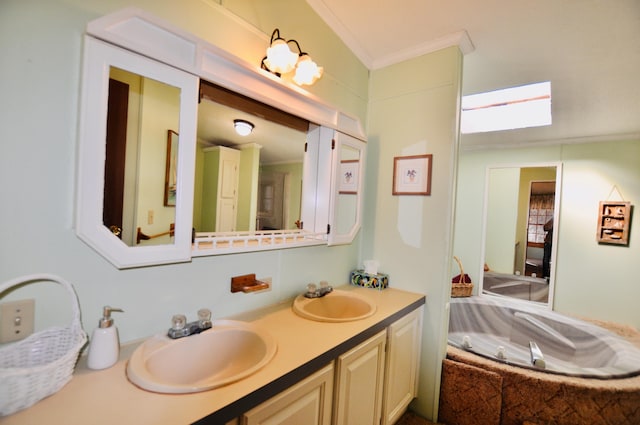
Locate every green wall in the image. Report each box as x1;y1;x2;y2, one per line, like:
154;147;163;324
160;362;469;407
454;140;640;329
366;47;463;419
485;167;520;273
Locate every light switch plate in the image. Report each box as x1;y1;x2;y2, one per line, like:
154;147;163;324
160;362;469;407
0;299;35;343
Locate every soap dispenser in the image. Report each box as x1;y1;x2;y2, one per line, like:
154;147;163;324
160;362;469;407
87;306;123;370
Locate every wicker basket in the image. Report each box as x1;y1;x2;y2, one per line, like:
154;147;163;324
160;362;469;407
451;256;473;297
0;274;87;416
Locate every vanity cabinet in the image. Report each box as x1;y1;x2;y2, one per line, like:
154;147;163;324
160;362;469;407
241;363;334;425
381;307;423;425
333;330;386;425
239;307;423;425
201;146;240;232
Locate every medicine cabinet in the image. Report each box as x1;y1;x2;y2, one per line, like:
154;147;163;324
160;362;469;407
75;8;366;268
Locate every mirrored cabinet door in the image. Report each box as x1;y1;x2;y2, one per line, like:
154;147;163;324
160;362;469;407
76;36;198;268
328;131;366;246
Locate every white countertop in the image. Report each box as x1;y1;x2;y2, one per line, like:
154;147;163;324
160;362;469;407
2;286;424;425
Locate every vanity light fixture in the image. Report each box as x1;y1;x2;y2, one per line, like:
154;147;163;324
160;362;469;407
261;28;323;86
233;119;254;136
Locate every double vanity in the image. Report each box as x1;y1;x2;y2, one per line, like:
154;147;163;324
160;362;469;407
4;286;425;424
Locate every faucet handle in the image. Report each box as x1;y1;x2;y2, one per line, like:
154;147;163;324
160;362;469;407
198;308;211;321
197;308;212;328
171;314;187;330
307;283;317;293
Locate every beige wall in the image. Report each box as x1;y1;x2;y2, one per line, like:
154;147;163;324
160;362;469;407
454;140;640;329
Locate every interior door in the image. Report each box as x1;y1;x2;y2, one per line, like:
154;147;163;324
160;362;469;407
103;78;129;238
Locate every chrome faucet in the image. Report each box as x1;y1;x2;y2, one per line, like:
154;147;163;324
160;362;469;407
167;308;212;339
303;281;333;298
529;341;546;369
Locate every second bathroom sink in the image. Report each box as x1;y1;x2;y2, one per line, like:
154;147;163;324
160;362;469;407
292;289;376;322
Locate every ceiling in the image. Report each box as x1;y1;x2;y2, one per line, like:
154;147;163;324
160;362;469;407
306;0;640;149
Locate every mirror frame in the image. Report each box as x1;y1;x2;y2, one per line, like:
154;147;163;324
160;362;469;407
77;8;366;268
479;162;562;308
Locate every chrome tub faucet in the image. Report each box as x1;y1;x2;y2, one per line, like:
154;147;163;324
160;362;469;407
529;341;546;369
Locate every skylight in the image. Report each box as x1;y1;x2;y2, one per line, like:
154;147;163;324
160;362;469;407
460;81;552;134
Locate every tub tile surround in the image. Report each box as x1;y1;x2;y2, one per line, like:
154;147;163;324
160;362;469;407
1;286;425;424
442;296;640;425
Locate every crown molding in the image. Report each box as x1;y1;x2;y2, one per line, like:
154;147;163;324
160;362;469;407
305;0;474;70
370;30;474;70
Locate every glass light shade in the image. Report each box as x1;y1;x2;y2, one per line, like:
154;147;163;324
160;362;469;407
293;55;323;86
264;39;298;74
234;119;254;136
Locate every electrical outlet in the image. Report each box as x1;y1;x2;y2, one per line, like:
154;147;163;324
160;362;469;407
0;299;35;343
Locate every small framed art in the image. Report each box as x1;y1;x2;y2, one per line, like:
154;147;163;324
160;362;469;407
392;154;432;195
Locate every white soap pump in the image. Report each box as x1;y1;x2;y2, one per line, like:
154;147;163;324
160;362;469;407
87;306;124;370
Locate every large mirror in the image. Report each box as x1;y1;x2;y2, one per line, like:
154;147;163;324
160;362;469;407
480;163;562;306
194;81;308;235
104;67;181;247
78;9;366;268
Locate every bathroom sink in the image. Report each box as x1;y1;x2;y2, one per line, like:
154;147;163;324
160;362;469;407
126;320;277;394
292;289;376;322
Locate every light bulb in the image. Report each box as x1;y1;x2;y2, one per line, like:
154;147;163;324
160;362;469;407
293;55;323;86
264;39;298;74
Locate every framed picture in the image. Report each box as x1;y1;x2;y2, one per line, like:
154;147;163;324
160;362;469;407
164;130;178;207
392;154;432;195
339;159;359;194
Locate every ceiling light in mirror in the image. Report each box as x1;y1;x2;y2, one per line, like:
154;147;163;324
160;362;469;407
234;119;254;136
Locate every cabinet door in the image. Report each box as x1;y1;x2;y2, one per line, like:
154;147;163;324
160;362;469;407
333;330;386;425
220;156;239;199
381;306;424;425
217;197;237;232
242;363;334;425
